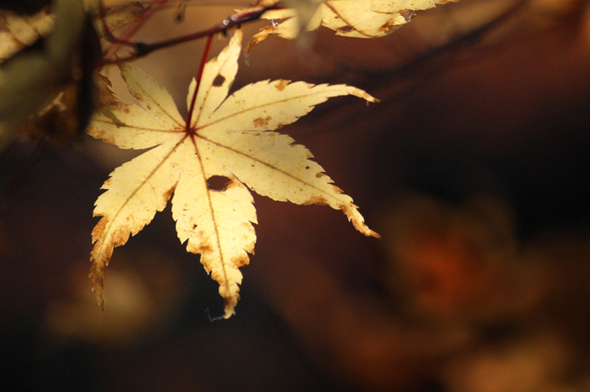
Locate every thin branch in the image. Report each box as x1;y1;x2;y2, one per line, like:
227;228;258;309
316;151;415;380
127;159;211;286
101;0;170;61
100;4;279;65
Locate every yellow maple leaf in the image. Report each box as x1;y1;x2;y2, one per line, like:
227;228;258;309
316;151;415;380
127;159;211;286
247;0;458;51
88;29;379;319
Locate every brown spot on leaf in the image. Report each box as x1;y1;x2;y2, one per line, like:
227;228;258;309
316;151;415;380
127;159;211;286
90;128;116;145
232;253;250;268
304;195;327;206
191;241;213;255
91;217;108;241
163;185;175;201
89;128;104;139
315;172;325;178
275;80;289;91
189;231;214;255
213;74;226;87
198;244;214;254
112;226;132;247
253;116;272;127
332;185;344;194
211;270;223;281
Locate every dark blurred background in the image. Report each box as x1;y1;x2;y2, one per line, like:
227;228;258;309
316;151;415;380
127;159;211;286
2;0;590;391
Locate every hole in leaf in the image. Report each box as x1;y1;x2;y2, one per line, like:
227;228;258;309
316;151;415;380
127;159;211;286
212;74;225;87
336;25;355;33
207;175;230;191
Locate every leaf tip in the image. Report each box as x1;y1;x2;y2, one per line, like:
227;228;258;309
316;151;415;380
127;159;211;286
246;26;274;53
89;263;106;310
340;203;380;238
221;291;239;319
354;89;379;104
223;306;236;319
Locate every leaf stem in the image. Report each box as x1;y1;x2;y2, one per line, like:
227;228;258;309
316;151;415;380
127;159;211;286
186;33;214;131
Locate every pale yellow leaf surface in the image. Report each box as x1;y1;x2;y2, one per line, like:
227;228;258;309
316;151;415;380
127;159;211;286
88;29;378;318
247;0;458;51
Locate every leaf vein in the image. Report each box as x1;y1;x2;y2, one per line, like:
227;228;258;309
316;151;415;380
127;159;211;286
199;135;341;203
92;118;184;133
192;138;232;298
97;138;184;249
198;86;346;132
